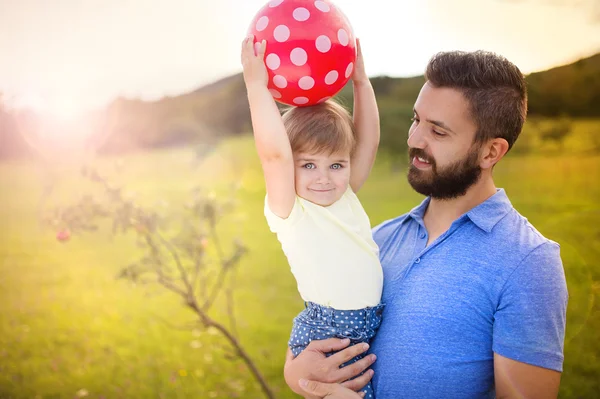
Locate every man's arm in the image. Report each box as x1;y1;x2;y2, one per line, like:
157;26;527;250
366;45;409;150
284;339;376;397
349;39;380;193
494;354;561;399
493;242;568;398
241;35;296;218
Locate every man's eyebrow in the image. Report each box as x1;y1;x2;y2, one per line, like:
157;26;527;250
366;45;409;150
428;119;455;134
413;109;456;134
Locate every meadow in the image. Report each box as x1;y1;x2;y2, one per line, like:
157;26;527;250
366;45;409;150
0;119;599;398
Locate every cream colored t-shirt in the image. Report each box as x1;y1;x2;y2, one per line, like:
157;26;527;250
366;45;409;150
264;187;383;310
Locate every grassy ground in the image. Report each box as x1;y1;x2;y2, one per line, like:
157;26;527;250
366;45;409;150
0;131;599;398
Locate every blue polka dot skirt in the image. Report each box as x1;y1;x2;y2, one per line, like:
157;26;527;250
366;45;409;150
288;301;385;399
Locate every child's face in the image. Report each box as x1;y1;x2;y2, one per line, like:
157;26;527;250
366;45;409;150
293;150;351;206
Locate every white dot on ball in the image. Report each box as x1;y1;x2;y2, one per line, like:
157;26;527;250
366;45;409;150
293;97;309;105
273;75;288;88
315;35;331;53
290;48;308;66
266;53;281;70
345;62;354;78
338;29;349;46
273;25;290;42
255;16;269;32
298;76;315;90
318;97;331;103
269;0;284;7
269;89;282;98
314;1;330;12
293;7;310;21
325;70;339;85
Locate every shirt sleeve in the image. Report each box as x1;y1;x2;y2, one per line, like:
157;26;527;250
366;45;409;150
492;241;569;371
263;194;304;233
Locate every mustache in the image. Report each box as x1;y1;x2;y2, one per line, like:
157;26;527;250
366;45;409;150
409;148;434;164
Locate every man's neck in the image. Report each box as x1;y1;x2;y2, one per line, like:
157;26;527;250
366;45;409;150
423;175;497;243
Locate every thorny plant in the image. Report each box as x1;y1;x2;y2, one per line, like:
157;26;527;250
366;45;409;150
42;164;275;399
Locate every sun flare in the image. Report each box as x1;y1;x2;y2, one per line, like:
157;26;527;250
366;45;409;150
14;92;84;122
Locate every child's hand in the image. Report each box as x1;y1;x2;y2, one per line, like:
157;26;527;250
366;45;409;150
352;38;369;86
241;35;268;89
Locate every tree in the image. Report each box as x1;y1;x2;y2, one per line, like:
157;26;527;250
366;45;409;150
539;117;573;150
42;164;275;398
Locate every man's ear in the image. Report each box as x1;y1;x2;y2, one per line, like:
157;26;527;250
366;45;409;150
480;138;509;169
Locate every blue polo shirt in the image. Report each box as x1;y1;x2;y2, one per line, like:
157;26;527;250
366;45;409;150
369;189;568;398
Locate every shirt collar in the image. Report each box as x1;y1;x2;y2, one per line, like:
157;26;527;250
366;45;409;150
404;188;513;233
406;196;430;225
466;188;513;233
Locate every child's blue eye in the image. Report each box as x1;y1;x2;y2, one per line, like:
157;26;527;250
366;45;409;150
331;163;343;170
303;163;316;169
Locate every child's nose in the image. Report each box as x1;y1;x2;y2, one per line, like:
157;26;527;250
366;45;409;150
315;170;330;183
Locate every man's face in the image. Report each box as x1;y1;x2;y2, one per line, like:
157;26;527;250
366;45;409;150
407;82;482;200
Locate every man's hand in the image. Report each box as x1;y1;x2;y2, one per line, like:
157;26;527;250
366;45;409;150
299;379;366;399
284;338;376;396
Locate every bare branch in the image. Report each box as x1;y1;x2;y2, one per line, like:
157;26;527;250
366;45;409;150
158;276;187;297
187;302;275;399
226;267;239;338
156;231;195;301
39;162;273;398
151;312;200;332
202;267;229;311
201;221;229;311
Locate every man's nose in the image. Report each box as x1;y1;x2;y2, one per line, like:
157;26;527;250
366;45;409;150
407;124;426;149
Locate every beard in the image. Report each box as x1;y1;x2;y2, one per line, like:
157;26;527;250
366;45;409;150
407;146;482;200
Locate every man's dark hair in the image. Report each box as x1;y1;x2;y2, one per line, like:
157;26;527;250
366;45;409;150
425;50;527;151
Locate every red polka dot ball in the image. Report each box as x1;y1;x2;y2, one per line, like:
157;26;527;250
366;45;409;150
247;0;357;107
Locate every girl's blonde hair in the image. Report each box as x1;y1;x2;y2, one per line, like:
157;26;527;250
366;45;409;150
281;99;356;156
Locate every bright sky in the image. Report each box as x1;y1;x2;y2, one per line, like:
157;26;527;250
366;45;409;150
1;0;599;117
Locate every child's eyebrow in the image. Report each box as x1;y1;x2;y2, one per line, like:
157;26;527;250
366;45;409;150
297;159;349;163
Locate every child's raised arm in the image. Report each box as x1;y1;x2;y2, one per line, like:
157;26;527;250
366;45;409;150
241;35;296;218
349;39;380;193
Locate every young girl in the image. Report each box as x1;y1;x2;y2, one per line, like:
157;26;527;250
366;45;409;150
241;35;383;398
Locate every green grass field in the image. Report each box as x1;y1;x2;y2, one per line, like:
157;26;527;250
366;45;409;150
1;128;599;398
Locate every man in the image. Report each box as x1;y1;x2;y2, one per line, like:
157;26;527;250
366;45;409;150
285;50;569;399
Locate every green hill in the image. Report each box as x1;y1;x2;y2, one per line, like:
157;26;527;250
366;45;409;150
526;53;600;116
1;52;598;158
